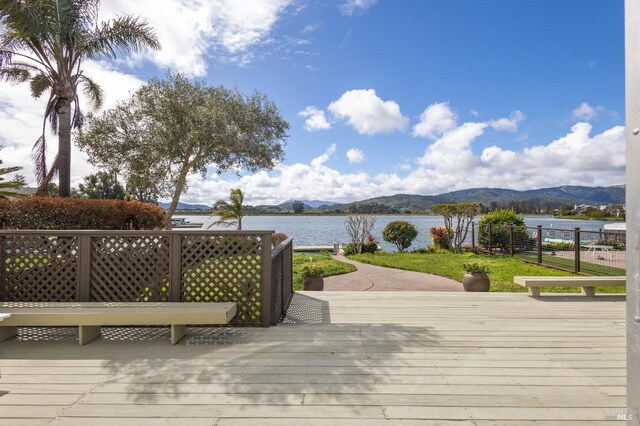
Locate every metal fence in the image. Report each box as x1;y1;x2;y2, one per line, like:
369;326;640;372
0;230;294;327
471;223;626;276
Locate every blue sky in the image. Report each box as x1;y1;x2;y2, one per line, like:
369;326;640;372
0;0;626;204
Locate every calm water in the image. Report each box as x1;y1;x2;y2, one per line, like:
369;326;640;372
175;215;619;252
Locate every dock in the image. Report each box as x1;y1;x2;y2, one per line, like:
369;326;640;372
293;245;338;254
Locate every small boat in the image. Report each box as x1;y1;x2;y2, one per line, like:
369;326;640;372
171;218;203;229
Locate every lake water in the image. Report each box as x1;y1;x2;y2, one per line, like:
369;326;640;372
175;215;619;252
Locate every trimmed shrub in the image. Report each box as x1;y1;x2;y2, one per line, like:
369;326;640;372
344;241;378;255
0;197;164;230
430;226;452;250
478;208;532;252
382;220;418;252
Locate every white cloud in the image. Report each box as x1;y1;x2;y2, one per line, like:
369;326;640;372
177;116;625;206
310;144;336;168
489;110;526;132
298;106;331;131
302;23;321;34
346;148;366;164
100;0;293;75
339;0;378;15
470;110;480;117
572;102;601;121
328;89;408;135
412;102;457;139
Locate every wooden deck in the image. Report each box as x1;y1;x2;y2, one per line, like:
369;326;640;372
0;291;627;425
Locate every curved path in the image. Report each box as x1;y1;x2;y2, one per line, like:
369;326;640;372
323;255;463;291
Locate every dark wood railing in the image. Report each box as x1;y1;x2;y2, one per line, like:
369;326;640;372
0;230;294;327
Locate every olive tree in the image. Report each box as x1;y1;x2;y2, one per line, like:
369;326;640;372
76;73;289;229
432;202;480;251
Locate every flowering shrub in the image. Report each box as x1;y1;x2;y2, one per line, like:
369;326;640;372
0;197;164;230
430;226;452;249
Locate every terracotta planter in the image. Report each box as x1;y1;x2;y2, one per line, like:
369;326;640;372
303;276;324;291
462;273;490;292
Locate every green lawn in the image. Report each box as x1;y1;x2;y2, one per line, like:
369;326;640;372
349;251;626;293
293;252;357;291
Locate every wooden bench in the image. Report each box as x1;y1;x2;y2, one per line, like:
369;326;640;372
0;302;236;345
514;276;626;298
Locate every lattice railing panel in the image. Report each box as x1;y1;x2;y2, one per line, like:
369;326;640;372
90;236;170;302
1;236;78;302
181;234;263;326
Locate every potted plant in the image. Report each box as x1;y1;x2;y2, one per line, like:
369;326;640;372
461;262;491;292
301;263;324;291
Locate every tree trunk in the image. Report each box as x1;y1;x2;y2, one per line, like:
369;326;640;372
163;162;192;230
57;100;72;197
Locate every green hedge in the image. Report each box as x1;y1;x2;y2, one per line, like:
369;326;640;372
0;197;164;230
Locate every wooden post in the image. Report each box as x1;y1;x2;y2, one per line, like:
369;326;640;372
169;233;182;302
77;234;92;302
625;0;640;417
574;227;581;274
0;235;5;300
471;222;475;249
487;223;492;255
261;233;273;328
280;245;285;318
509;225;514;256
537;225;542;264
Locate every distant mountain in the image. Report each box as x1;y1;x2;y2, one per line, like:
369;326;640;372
282;199;336;208
302;200;337;208
161;185;625;214
158;201;211;211
315;185;625;213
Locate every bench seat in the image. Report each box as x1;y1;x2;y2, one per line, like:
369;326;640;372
514;276;626;298
0;302;237;345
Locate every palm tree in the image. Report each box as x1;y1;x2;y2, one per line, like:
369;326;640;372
211;189;245;230
0;0;159;197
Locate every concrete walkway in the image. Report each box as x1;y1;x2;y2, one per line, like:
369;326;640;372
323;255;463;291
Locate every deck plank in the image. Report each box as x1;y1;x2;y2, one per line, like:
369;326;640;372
0;291;626;424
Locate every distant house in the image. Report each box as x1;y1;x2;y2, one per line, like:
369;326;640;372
2;187;37;200
573;203;597;213
15;187;37;197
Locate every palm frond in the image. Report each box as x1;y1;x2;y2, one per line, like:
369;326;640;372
29;72;51;98
34;154;59;196
83;15;160;59
0;160;23;199
32;134;47;185
79;73;103;110
211;189;245;230
0;64;31;82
